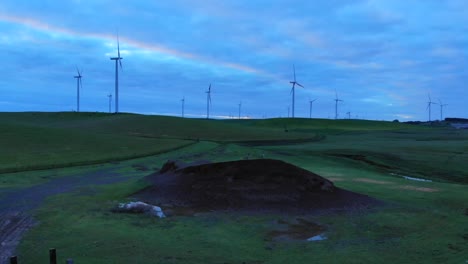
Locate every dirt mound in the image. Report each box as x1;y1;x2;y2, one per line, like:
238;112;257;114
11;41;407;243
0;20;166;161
134;159;380;213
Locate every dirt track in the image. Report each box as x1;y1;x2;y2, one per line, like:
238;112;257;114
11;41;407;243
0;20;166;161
0;166;132;264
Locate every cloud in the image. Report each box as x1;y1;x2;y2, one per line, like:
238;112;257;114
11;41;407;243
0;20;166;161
0;0;467;120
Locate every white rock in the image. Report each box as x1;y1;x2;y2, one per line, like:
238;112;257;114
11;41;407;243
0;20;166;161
118;201;165;218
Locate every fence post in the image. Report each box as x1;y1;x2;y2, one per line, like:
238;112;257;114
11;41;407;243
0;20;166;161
9;256;18;264
66;258;74;264
49;248;57;264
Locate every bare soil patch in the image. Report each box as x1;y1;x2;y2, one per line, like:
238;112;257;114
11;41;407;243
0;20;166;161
353;178;393;185
267;218;326;242
134;159;381;213
395;185;439;192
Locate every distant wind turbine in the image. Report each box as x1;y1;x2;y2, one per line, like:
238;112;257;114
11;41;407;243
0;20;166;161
107;93;112;113
309;98;317;119
439;99;448;121
238;101;242;119
334;90;343;119
110;34;123;113
181;96;185;118
426;94;437;121
289;64;304;118
346;111;351;119
287;106;290;118
206;84;212;119
73;67;82;112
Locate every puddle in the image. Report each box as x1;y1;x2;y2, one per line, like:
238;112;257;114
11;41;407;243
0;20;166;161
390;173;432;182
307;234;327;241
267;218;325;242
402;176;432;182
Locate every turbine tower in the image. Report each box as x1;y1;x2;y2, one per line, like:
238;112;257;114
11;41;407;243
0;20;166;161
334;90;343;119
107;93;112;113
181;96;185;118
426;94;437;121
289;64;304;118
309;98;317;119
110;34;123;113
206;84;212;119
347;111;351;119
73;67;82;112
439;99;448;121
238;101;242;119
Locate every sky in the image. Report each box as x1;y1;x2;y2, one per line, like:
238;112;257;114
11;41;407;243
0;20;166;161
0;0;467;121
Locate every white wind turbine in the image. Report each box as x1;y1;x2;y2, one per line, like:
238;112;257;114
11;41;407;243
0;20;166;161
289;64;304;118
426;94;437;121
309;98;317;119
110;34;123;113
73;67;83;112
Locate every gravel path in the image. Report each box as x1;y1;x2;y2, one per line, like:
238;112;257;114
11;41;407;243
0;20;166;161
0;165;133;264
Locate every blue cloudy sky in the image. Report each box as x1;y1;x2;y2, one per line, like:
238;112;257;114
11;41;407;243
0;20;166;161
0;0;467;120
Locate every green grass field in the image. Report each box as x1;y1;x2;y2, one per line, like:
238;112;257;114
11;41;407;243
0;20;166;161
1;112;467;263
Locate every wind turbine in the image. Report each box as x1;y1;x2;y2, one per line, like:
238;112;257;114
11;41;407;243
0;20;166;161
309;98;317;119
107;93;112;113
346;111;351;119
426;94;437;121
439;99;448;121
238;101;242;119
181;96;185;118
289;64;304;118
73;67;82;112
110;34;123;113
334;90;343;119
206;84;212;119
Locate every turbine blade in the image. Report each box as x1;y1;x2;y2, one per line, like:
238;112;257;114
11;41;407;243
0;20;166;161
296;82;304;88
119;59;122;69
117;33;121;58
293;64;296;82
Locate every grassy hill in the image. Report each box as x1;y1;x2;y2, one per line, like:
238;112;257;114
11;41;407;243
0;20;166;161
2;112;467;264
1;112;467;184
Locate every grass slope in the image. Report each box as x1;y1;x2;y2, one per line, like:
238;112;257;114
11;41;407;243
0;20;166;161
0;112;312;173
2;112;467;263
16;143;468;264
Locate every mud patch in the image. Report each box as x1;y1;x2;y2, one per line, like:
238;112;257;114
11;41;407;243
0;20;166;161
0;212;36;263
353;178;393;185
327;177;345;182
267;218;326;242
395;185;439;192
132;164;150;172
